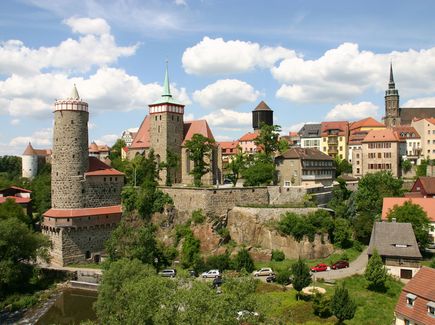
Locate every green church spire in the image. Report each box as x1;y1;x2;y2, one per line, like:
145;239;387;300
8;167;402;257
162;61;171;97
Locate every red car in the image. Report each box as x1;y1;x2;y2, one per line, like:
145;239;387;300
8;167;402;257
310;263;328;272
331;260;349;270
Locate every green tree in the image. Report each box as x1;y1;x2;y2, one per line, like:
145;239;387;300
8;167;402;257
328;177;351;219
184;134;215;187
181;232;201;268
0;155;22;179
416;159;428;177
387;201;431;250
401;159;412;173
291;258;311;300
30;163;51;221
365;249;388;292
331;284;356;323
333;218;353;248
351;171;403;243
105;217;163;267
227;148;246;186
334;157;353;177
159;149;179;186
0;200;50;296
254;123;285;157
109;138;126;161
242;155;275;186
232;248;255;273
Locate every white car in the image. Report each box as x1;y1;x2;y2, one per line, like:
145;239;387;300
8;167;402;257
253;267;274;277
201;269;220;278
236;310;259;321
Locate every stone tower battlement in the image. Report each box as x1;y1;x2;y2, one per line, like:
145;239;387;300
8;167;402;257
51;85;89;209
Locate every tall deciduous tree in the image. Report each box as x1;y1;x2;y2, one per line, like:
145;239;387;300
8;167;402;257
387;201;431;250
291;258;311;300
254;123;287;157
331;284;357;323
232;248;255;273
160;149;179;186
365;249;388;292
109;138;126;161
184;134;215;187
227;148;246;186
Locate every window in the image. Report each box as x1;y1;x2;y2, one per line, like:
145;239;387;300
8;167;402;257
356;168;360;173
284;181;291;187
406;293;416;307
356;160;360;165
427;301;435;316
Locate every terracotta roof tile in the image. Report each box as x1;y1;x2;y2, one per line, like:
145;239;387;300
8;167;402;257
320;121;349;137
85;157;124;176
0;186;32;194
239;132;258;142
395;267;435;324
130;115;151;149
349;117;384;130
43;205;122;218
218;141;239;150
363;129;402;142
22;143;36;155
253;101;272;111
393;126;420;140
381;197;435;222
0;196;31;204
183;119;215;145
417;177;435;195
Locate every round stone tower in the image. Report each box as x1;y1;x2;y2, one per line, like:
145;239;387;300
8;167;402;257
51;85;89;209
22;142;38;178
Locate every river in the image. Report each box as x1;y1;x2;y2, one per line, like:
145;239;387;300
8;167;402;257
35;288;98;325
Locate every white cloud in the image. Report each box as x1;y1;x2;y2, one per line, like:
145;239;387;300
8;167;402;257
95;134;118;146
0;17;137;76
283;121;319;134
201;109;251;130
64;17;111;35
174;0;187;6
193;79;260;109
402;97;435;107
10;119;20;125
325;101;379;121
9;128;52;147
182;37;296;75
273;42;435;103
0;67;191;119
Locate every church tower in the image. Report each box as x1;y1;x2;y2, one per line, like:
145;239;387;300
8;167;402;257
149;64;184;185
51;85;89;208
384;63;400;128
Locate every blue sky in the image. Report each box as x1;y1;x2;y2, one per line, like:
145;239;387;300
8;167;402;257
2;0;435;155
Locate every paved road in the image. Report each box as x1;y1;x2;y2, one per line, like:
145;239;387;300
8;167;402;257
314;248;368;281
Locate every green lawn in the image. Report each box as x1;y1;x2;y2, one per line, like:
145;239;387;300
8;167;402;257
255;246;364;272
254;275;403;325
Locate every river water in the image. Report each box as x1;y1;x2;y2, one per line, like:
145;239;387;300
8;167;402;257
35;288;97;325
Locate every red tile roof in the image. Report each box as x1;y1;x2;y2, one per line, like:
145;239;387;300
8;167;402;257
395;267;435;324
363;129;402;142
44;205;122;218
253;101;272;111
85;157;124;176
22;142;51;156
349;117;384;130
414;177;435;195
320;121;349;137
289;132;299;137
239;132;258;142
0;196;31;204
219;141;239;150
393;126;420;140
130;115;151;149
0;186;32;194
183;119;215;145
381;197;435;222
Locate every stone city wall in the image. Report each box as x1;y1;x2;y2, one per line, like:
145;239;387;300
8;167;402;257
85;175;123;208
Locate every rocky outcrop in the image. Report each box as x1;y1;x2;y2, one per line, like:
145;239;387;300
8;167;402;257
227;207;334;260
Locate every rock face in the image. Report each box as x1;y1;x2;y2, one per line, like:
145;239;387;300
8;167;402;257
227;207;334;260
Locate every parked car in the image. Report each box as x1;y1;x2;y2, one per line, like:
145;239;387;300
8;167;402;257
159;269;176;277
310;263;329;272
331;260;349;270
253;267;274;277
201;269;220;278
266;274;276;283
212;276;224;288
188;270;198;277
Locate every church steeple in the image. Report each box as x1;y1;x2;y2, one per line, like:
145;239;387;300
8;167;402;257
70;84;80;100
384;63;400;128
388;63;396;90
162;61;171;98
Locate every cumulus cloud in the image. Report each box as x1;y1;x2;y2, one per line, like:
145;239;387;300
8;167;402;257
193;79;260;109
182;37;295;75
325;101;379;121
9;128;52;147
64;17;111;35
0;17;137;76
402;97;435;107
273;42;435;103
284;121;319;134
201;109;251;130
95;134;118;146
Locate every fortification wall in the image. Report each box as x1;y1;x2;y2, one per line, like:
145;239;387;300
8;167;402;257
85;176;123;208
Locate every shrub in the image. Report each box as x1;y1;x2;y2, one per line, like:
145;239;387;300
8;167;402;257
271;250;285;262
429;259;435;269
175;223;192;245
191;209;205;224
232;248;255;273
181;234;201;268
353;240;363;252
312;292;332;318
331;285;357;323
217;227;230;240
339;252;349;261
365;249;388;292
205;254;231;271
275;269;292;285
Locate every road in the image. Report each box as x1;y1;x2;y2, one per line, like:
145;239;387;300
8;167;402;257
314;248;368;281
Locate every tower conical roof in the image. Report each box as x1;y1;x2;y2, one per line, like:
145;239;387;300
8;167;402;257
70;84;80;100
151;63;183;106
23;142;36;155
389;63;396;89
253;101;273;111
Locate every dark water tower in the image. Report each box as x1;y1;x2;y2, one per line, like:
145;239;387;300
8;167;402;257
252;101;273;130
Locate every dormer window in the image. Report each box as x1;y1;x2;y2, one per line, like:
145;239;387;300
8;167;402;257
406;293;416;307
428;301;435;317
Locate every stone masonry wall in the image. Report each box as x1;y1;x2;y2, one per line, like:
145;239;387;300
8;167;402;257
85;175;123;208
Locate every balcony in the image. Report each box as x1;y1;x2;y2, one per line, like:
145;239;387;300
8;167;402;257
301;174;333;181
328;147;338;154
327;138;338;145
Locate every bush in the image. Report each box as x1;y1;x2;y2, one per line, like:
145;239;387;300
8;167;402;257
353;240;363;252
191;209;205;224
430;259;435;268
232;248;255;273
217;227;230;240
181;234;201;269
312;292;332;318
275;269;292;285
271;250;285;262
205;254;231;271
339;252;349;261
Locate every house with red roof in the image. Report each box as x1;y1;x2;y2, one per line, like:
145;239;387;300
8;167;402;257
21;142;52;178
320;121;349;160
0;186;32;215
89;141;110;162
382;197;435;248
218;141;239;167
394;267;435;324
406;177;435;198
348;117;385;163
127;66;222;186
